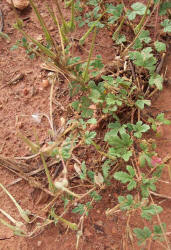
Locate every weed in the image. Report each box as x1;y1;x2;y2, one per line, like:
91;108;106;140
2;0;171;248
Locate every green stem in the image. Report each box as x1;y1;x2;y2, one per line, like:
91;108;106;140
134;0;152;34
15;26;57;61
46;3;69;46
50;210;78;230
82;27;97;83
79;12;105;45
40;153;56;193
69;0;75;32
29;0;54;46
112;16;126;41
53;0;69;33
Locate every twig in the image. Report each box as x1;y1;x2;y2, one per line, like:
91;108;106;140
150;191;171;200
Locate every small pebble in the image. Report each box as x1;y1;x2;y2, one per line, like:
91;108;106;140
111;226;117;234
40;79;49;89
37;241;42;247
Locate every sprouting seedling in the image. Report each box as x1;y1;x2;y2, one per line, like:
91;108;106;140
0;183;30;223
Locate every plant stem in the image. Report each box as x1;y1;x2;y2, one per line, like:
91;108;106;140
79;12;105;45
50;210;78;230
29;0;54;46
82;27;97;83
40;153;56;193
134;0;152;34
70;0;75;32
53;0;69;33
112;16;126;41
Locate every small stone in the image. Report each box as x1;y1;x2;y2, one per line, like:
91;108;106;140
49;26;55;31
23;88;29;96
37;241;42;247
111;226;117;234
6;0;29;10
40;79;49;89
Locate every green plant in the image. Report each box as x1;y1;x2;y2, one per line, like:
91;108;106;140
4;0;171;248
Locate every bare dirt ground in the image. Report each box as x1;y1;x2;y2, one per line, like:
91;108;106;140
0;1;171;249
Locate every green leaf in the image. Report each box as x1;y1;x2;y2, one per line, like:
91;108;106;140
115;34;126;44
87;118;97;124
84;131;96;144
89;89;102;104
149;74;163;90
161;19;171;32
102;160;111;179
67;56;81;65
141;205;163;220
10;44;19;51
87;170;95;182
62;138;72;160
90;55;104;70
116;76;131;88
156;113;171;125
90;191;102;201
133;227;152;245
159;2;171;15
153;223;166;240
118;194;134;210
81;108;93;118
80;161;87;180
105;132;132;148
131;2;147;15
107;4;123;24
129;47;157;72
127;2;150;20
141;176;157;197
153;223;166;234
135;99;151;110
133;30;151;49
126;165;135;177
154;41;166;52
114;166;136;190
114;171;131;183
72;101;80;111
122;151;132;162
72;204;84;214
131;121;150;138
